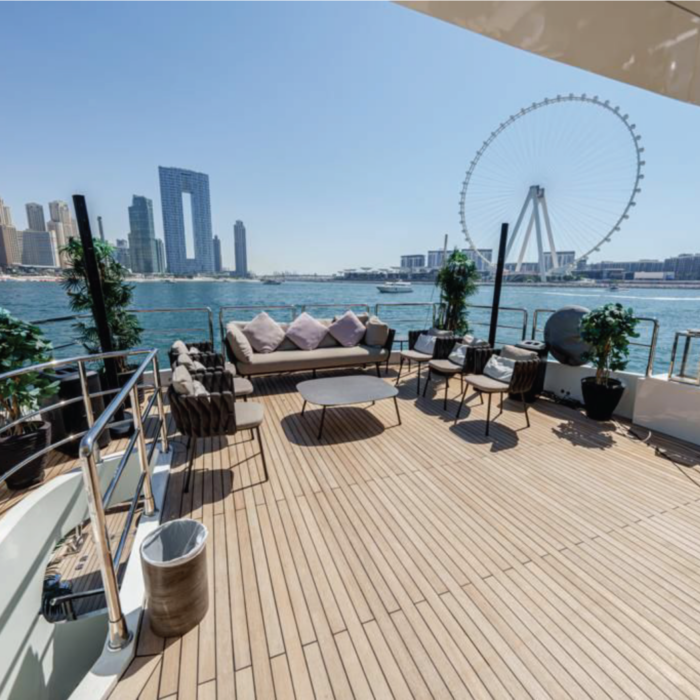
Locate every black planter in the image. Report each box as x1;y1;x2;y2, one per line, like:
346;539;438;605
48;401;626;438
0;421;51;490
581;377;625;421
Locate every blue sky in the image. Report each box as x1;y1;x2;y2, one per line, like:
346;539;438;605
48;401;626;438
1;2;699;274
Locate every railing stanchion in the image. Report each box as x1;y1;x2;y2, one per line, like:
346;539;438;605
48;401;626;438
80;451;131;650
130;385;156;516
646;319;659;376
77;360;100;463
152;354;169;454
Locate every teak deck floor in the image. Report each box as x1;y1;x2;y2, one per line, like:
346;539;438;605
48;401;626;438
108;367;700;700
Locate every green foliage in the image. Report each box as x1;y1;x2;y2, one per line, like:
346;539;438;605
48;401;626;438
0;308;59;436
581;303;640;385
435;249;479;334
61;238;142;366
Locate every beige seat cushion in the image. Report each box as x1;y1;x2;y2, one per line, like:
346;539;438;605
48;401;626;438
501;345;538;361
237;345;388;375
429;359;462;375
233;377;254;397
235;402;264;430
400;349;431;363
464;373;509;393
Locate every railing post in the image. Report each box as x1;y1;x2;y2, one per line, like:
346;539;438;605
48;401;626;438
80;451;131;650
151;354;169;454
646;319;659;376
206;307;215;348
130;385;156;516
77;360;100;463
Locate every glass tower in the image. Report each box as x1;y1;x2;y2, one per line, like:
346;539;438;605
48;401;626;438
128;195;158;273
158;166;214;274
234;220;247;277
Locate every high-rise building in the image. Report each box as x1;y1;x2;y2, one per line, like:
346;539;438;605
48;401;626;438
21;230;58;267
400;254;425;269
48;200;78;239
427;250;446;269
462;248;493;273
213;235;222;272
154;238;166;273
25;203;46;232
114;239;131;269
158;166;214;274
97;216;106;241
233;220;248;277
128;195;158;273
0;197;13;227
47;220;68;267
0;225;21;267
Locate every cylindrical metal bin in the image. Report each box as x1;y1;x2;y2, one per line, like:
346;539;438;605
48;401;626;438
140;518;209;638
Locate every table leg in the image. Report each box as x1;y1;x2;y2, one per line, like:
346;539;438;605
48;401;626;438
318;406;327;440
301;400;307;418
394;396;402;426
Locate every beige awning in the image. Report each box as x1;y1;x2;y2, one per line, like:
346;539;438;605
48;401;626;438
398;1;700;107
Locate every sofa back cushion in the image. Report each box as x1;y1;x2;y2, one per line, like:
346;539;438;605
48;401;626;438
364;316;390;347
448;343;467;366
286;312;328;351
501;345;537;361
243;312;286;353
463;334;489;347
172;365;195;395
226;322;254;363
428;327;453;338
328;310;366;347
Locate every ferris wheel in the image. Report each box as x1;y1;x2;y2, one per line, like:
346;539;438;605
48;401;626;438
459;94;644;280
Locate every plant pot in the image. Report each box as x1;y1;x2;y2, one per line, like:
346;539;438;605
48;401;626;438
581;377;625;421
0;421;51;490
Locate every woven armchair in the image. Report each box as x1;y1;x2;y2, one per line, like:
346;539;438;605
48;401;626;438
168;341;219;370
454;348;539;435
168;370;267;491
395;330;456;395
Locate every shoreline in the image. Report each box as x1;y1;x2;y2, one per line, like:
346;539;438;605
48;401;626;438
3;275;700;290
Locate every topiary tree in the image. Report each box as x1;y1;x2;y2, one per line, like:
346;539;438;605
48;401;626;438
0;308;59;436
580;303;639;385
434;249;479;334
61;238;142;370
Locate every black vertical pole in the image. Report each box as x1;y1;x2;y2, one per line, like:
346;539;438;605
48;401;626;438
488;223;509;348
73;195;120;392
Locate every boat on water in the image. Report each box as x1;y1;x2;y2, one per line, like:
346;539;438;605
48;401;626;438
263;278;283;285
608;283;620;291
377;280;413;294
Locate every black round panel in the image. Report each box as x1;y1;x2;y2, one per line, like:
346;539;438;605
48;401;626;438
544;306;592;366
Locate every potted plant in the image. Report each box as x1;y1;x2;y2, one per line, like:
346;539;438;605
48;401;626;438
61;238;143;383
0;308;59;489
580;303;639;421
434;249;479;335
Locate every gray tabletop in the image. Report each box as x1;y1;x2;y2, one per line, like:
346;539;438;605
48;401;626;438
297;375;398;407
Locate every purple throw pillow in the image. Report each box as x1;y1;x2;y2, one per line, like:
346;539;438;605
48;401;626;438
243;312;286;353
328;310;366;347
286;312;328;351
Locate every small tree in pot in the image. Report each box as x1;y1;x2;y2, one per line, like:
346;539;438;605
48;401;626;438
0;309;59;489
61;238;143;377
435;249;478;335
580;303;639;420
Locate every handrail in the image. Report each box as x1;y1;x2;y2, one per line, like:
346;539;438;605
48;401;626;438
300;303;371;316
0;347;169;650
668;331;700;383
531;307;660;376
465;304;529;344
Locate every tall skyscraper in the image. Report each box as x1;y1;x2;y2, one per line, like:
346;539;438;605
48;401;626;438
22;230;58;267
0;197;13;227
158;166;214;274
114;239;131;269
25;203;46;232
213;235;222;272
0;225;21;267
234;220;248;277
128;195;158;273
154;238;166;273
48;200;78;247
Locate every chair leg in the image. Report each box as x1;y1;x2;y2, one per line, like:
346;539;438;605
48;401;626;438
460;374;464;393
395;357;404;386
301;400;307;417
422;368;431;397
375;363;381;378
255;426;269;482
485;394;492;436
521;392;530;428
497;393;504;418
480;392;484;405
183;436;196;493
443;376;449;410
393;396;402;426
243;394;248;402
318;406;327;440
385;358;390;376
417;364;422;396
454;383;469;423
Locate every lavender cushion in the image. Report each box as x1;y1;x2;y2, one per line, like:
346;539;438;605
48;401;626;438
328;310;366;348
243;312;286;353
286;312;328;351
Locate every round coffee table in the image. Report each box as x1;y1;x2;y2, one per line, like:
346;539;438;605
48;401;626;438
297;375;401;439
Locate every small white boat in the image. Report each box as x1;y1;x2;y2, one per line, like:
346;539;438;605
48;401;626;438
377;280;413;294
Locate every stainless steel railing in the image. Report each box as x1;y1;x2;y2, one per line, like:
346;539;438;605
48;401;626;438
300;303;371;316
0;348;169;650
464;304;529;345
668;331;700;383
530;308;660;376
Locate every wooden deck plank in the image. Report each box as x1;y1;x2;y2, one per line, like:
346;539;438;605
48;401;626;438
107;369;700;700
